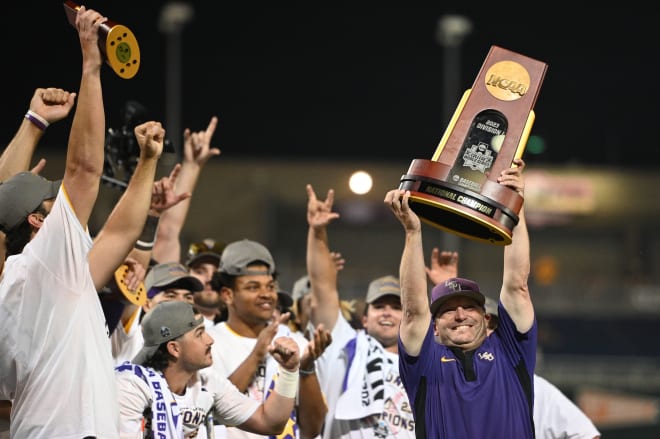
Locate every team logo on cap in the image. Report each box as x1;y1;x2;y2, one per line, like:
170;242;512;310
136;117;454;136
445;280;462;291
160;326;171;338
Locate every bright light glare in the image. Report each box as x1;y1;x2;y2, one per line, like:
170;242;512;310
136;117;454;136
349;171;373;195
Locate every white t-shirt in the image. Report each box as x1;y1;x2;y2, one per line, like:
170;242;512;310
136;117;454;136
111;308;145;366
207;322;307;439
0;189;119;438
116;364;259;438
315;311;415;439
534;374;600;439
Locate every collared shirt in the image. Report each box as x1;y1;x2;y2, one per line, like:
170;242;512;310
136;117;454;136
399;303;537;439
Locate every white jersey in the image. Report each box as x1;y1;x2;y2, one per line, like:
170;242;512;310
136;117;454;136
111;308;145;366
534;374;600;439
116;363;259;438
315;311;415;439
0;189;119;438
207;322;307;439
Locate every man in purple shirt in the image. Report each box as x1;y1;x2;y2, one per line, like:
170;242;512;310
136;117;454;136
385;158;536;438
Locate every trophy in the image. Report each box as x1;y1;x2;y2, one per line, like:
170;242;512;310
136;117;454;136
63;1;141;79
399;45;547;245
105;264;147;307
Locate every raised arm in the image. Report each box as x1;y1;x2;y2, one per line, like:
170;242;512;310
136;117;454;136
89;121;164;290
385;189;430;356
0;87;76;181
61;6;107;228
151;116;219;263
115;165;191;326
498;158;534;333
305;184;341;332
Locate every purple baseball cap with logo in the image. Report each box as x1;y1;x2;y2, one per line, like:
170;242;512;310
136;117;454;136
429;277;485;316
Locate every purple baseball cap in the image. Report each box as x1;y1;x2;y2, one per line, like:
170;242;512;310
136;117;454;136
429;277;485;316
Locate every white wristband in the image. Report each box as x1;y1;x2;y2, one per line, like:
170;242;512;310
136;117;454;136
273;366;299;399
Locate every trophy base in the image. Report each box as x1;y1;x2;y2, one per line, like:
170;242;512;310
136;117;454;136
399;159;523;246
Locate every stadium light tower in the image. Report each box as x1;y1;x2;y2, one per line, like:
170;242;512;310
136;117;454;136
159;2;194;158
436;14;473;250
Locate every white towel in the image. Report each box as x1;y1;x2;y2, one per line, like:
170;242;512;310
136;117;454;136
334;331;394;420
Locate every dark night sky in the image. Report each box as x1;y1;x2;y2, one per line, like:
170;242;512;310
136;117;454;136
2;2;658;169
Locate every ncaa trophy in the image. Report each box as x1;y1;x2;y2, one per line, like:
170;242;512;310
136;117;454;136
399;45;547;245
63;0;141;79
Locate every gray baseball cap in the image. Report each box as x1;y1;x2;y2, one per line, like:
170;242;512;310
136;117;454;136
145;262;204;298
133;301;204;365
292;275;311;301
218;239;275;276
0;172;60;232
365;275;401;304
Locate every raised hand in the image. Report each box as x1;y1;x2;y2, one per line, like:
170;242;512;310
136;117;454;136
75;6;106;70
133;121;165;160
29;87;76;125
425;249;459;286
300;324;332;371
306;184;340;229
149;164;191;215
251;312;291;363
183;116;221;167
122;256;146;292
498;158;526;196
384;189;421;233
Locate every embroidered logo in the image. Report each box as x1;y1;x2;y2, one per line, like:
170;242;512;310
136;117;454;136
478;352;495;361
160;326;172;338
440;356;456;363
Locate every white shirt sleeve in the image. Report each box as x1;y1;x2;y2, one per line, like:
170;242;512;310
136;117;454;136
201;369;260;427
116;368;152;438
534;374;600;439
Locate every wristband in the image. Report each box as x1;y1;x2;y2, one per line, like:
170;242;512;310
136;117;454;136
135;215;160;251
299;364;316;376
25;110;49;131
273;366;299;399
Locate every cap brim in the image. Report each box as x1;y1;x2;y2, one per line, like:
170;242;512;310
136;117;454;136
155;275;204;293
132;345;159;365
186;252;221;268
430;291;485;316
366;292;401;304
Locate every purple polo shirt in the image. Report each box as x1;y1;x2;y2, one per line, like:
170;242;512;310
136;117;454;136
399;302;537;438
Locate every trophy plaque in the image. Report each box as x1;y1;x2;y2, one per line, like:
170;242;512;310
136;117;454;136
63;1;141;79
399;45;547;245
107;263;147;306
